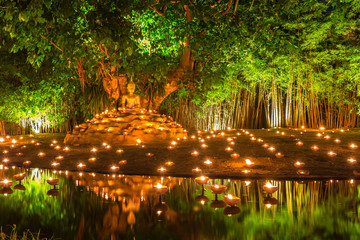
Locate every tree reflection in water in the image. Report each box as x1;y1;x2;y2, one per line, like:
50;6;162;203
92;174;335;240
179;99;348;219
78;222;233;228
0;167;360;239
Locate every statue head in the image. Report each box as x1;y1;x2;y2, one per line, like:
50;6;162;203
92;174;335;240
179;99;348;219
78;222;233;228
127;78;135;94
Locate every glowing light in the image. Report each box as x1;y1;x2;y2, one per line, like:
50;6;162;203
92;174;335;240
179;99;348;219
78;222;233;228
191;151;199;157
245;159;254;166
157;167;166;172
38;152;45;157
311;145;319;151
347;158;357;164
111;165;119;170
349;143;358;149
328;151;337;157
294;161;305;167
204;159;212;165
77;163;85;168
91;148;97;153
268;147;275;152
165;161;174;166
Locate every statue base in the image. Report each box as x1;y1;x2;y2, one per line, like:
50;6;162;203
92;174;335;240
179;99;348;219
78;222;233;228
64;108;187;145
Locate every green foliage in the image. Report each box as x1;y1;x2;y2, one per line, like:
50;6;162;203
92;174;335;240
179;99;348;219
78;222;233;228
1;0;360;129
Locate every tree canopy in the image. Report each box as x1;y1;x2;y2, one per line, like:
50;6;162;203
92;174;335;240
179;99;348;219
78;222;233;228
1;0;360;131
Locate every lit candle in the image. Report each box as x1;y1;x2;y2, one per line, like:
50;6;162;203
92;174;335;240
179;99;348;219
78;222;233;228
204;159;212;165
223;194;241;206
1;179;13;188
263;182;278;194
119;160;127;165
154;183;168;194
191;151;199;157
268;147;275;152
210;184;227;194
347;158;357;164
157;167;167;173
294;161;305;168
245;159;254;166
38;152;45;157
349;143;358;149
297;170;309;175
195;176;209;185
230;153;240;159
328;151;337;157
165;161;174;166
77;163;85;168
23;161;31;166
110;165;119;170
311;145;319;151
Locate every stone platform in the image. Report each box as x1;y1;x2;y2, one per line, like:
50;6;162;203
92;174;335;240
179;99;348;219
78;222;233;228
64;108;187;145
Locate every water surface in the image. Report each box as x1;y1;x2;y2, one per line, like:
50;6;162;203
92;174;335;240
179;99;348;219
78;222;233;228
0;168;359;239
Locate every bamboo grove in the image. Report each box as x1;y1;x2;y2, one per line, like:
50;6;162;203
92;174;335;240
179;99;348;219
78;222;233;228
1;0;360;133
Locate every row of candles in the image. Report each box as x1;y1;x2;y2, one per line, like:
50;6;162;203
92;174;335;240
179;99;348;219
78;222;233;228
1;126;359;177
152;175;280;216
0;171;60;197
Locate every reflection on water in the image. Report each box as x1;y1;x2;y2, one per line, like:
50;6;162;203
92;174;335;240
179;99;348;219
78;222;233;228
0;167;360;239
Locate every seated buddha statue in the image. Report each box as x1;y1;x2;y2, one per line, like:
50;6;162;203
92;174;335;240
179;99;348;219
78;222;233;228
121;78;141;108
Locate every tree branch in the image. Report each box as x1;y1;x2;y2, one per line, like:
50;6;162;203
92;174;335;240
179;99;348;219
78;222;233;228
221;0;233;16
98;44;111;59
40;34;63;52
249;0;255;11
150;3;168;17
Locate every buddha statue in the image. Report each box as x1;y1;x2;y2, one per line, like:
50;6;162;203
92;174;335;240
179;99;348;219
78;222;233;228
121;78;140;108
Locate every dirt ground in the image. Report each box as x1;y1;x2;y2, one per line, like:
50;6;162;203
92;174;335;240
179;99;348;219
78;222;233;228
1;128;360;180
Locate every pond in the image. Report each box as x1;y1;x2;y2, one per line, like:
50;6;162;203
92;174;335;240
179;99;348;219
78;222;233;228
0;167;360;239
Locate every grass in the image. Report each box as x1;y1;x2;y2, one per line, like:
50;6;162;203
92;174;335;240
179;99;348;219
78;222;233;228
0;225;52;240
